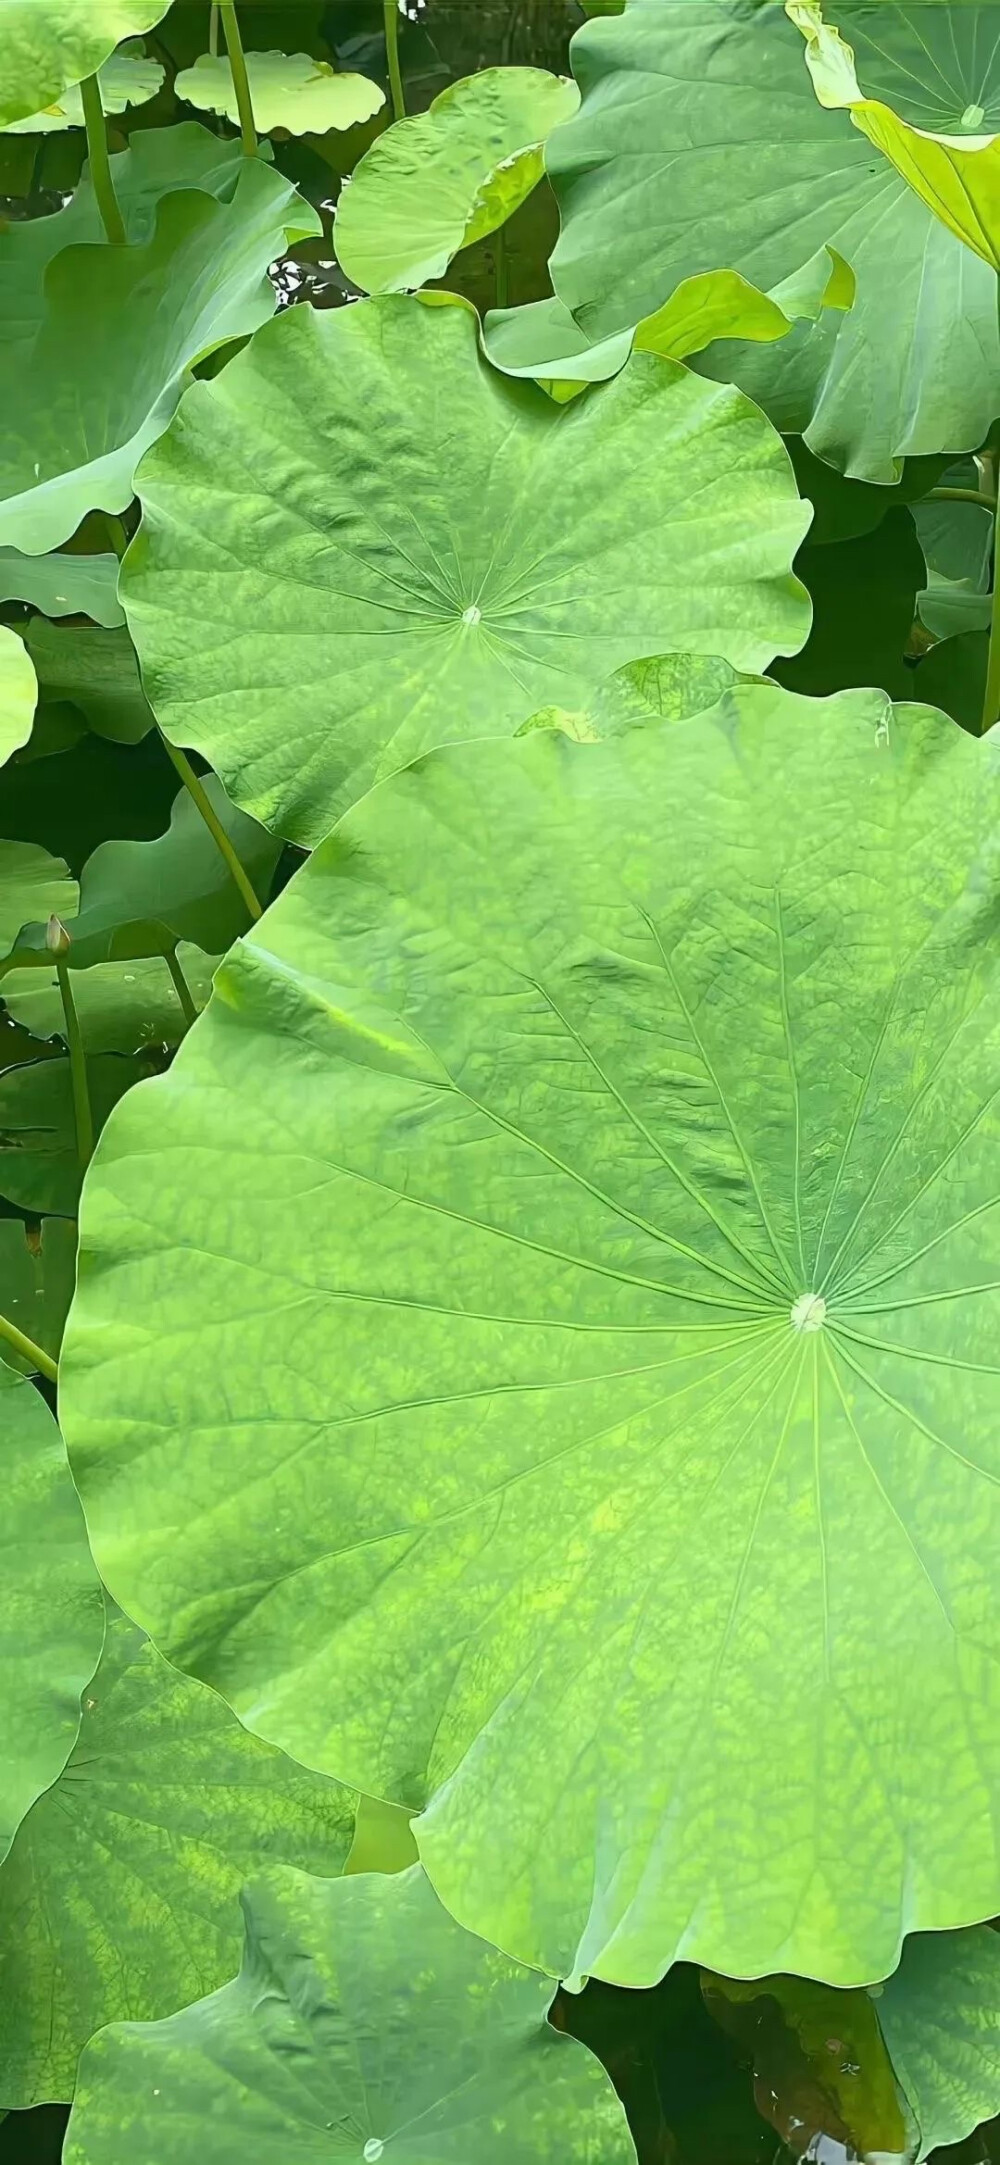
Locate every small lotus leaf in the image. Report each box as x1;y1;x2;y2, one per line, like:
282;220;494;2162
334;67;579;294
0;549;122;626
0;1;170;129
877;1926;1000;2160
0;1364;103;1861
62;1866;632;2165
176;50;384;137
0;1610;355;2108
0;628;36;766
516;653;742;740
5;52;164;132
121;294;810;843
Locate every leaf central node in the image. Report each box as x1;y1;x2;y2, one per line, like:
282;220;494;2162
790;1292;827;1332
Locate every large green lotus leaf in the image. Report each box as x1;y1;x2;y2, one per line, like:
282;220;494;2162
546;0;1000;482
0;629;35;766
3;947;218;1054
772;506;925;698
8;777;282;971
0;1054;145;1215
0;141;320;555
0;1609;354;2108
62;1865;632;2165
0;842;76;962
0;548;122;626
795;2;1000;130
0;1364;103;1860
516;652;742;742
876;1927;1000;2159
0;1;170;129
5;52;164;133
334;68;579;295
176;51;384;137
121;296;811;845
61;683;1000;1987
25;622;153;746
0;1218;77;1378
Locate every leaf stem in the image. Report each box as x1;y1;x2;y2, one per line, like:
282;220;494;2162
384;0;406;120
165;945;199;1028
79;73;126;244
160;737;263;922
495;221;509;310
927;485;997;511
209;2;220;56
0;1312;58;1385
219;2;257;155
56;958;94;1169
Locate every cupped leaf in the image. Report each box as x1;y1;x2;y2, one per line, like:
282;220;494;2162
0;1054;145;1215
25;623;153;745
334;67;579;295
121;295;810;844
547;0;1000;481
176;50;384;137
0;1364;103;1860
0;1218;76;1378
62;684;1000;1987
3;947;218;1053
0;1609;354;2108
5;52;164;132
0;628;36;766
0;1;170;129
0;549;123;626
0;132;320;555
63;1865;633;2165
0;842;76;962
877;1926;1000;2160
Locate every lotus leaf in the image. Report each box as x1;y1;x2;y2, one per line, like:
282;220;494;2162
121;295;810;844
0;1364;102;1861
547;0;1000;481
877;1926;1000;2159
25;623;153;745
0;1609;354;2108
62;1866;632;2165
0;629;35;766
516;653;742;741
789;1;1000;130
3;947;218;1053
344;1794;419;1878
0;1054;145;1215
0;131;320;554
0;549;122;626
176;51;384;137
0;1218;76;1378
334;67;579;294
916;495;993;641
0;1;170;130
0;842;76;962
5;53;164;133
62;684;1000;1986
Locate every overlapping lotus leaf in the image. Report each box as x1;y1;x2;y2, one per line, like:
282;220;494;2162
25;622;154;745
0;1609;354;2107
0;628;36;766
0;842;76;962
516;652;742;740
62;684;1000;1986
547;0;1000;480
3;947;218;1052
176;51;384;137
334;67;579;294
0;126;320;554
0;1365;103;1861
0;548;122;625
121;295;810;844
62;1866;632;2165
0;1054;143;1215
0;0;170;129
877;1927;1000;2159
789;1;1000;134
5;52;164;132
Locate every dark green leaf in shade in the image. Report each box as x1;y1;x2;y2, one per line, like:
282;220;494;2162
702;1971;908;2160
786;441;947;546
3;949;218;1054
912;632;989;734
62;1866;633;2165
24;622;153;746
0;550;123;627
771;508;925;698
0;1218;76;1376
0;1054;148;1215
876;1925;1000;2160
0;1610;355;2109
915;494;993;640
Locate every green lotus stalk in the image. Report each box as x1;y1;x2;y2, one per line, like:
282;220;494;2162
165;945;199;1029
928;486;997;512
160;739;263;922
209;3;220;57
0;1311;58;1385
384;0;406;122
49;920;94;1169
219;2;257;156
79;73;126;245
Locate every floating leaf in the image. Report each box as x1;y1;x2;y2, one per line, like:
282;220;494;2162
334;66;579;294
0;628;36;767
547;0;1000;481
176;50;384;138
0;1609;354;2108
25;622;153;746
3;948;218;1053
0;548;122;627
0;843;76;964
0;1364;103;1861
0;1054;145;1215
5;52;164;133
0;124;320;555
122;294;810;844
0;1;170;130
0;1218;76;1378
62;685;1000;1987
63;1866;632;2165
877;1926;1000;2160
